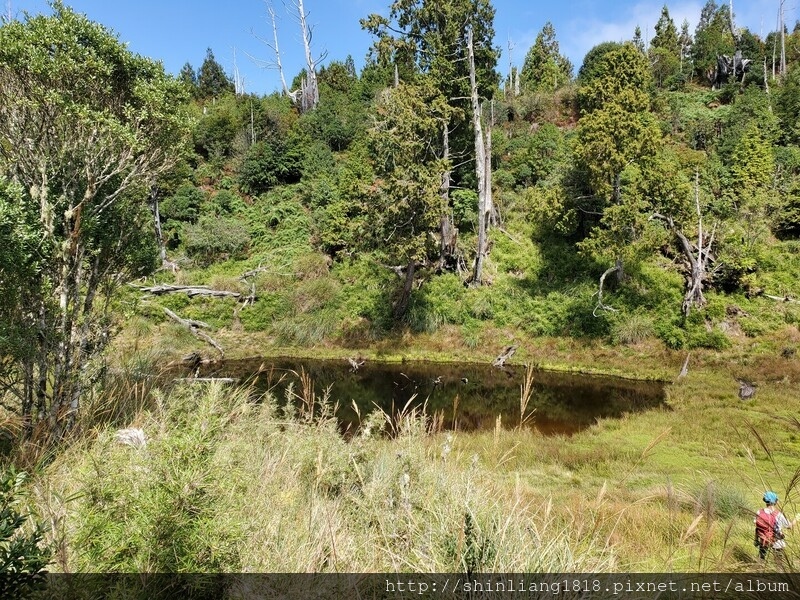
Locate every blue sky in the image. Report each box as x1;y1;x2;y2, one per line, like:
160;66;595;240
6;0;785;95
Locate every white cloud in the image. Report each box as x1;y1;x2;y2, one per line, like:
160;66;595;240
560;1;702;68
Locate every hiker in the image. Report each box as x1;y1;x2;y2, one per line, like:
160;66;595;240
755;491;796;565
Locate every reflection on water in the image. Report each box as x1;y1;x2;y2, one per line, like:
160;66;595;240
191;357;667;436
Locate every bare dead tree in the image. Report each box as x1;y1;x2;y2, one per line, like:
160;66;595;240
486;99;494;226
148;187;170;271
728;0;739;44
679;172;716;316
492;345;518;368
507;36;515;98
232;47;245;95
678;353;690;379
439;123;458;270
468;27;491;287
651;172;718;317
592;261;622;316
290;0;327;112
250;2;290;96
163;308;224;358
780;0;787;77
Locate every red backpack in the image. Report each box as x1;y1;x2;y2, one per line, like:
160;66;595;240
755;508;780;545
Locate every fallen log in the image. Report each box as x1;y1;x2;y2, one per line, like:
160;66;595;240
347;357;365;372
163;307;224;358
764;294;800;304
174;377;238;384
492;345;518;368
136;284;241;299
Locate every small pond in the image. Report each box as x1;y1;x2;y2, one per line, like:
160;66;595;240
187;357;667;436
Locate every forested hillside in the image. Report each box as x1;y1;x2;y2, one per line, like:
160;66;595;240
2;0;800;437
130;0;800;364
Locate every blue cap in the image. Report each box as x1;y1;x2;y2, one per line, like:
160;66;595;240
764;491;779;504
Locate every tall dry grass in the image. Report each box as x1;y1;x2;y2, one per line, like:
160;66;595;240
32;381;619;573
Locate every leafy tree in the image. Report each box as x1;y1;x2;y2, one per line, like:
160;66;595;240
520;22;573;92
577;41;624;84
679;18;693;76
716;122;776;289
692;0;735;84
575;43;661;301
776;61;800;143
652;5;680;54
301;79;366;151
633;26;645;54
774;147;800;237
192;93;241;160
650;5;681;88
179;61;197;93
238;132;305;196
576;43;660;201
183;215;251;266
366;82;450;319
717;86;779;160
362;0;498;103
0;2;191;435
362;0;497;271
197;47;234;99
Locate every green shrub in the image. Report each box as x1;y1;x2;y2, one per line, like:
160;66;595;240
293;277;340;314
238;134;304;196
239;294;293;331
692;481;747;520
452;189;478;230
739;317;769;338
273;309;339;344
183;216;250;267
687;327;731;350
210;190;246;215
404;274;468;333
183;297;236;329
246;188;312;257
0;469;51;595
160;185;207;248
654;320;687;350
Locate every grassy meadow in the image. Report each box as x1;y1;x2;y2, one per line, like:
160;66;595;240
14;342;799;574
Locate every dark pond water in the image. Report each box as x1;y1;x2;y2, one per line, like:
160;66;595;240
187;357;667;436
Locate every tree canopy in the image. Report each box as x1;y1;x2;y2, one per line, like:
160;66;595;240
0;1;192;433
520;22;573;92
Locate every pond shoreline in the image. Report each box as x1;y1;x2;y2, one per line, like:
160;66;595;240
209;350;674;383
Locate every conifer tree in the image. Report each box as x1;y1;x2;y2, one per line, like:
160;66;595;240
650;5;681;87
520;22;573;92
197;48;234;99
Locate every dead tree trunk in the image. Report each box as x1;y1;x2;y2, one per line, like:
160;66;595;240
593;260;622;316
268;3;290;96
394;260;416;320
651;172;716;317
679;173;715;316
149;187;167;268
468;27;491;287
164;307;225;357
492;345;518;368
439;123;458;271
486;100;495;226
293;0;321;112
780;0;787;77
